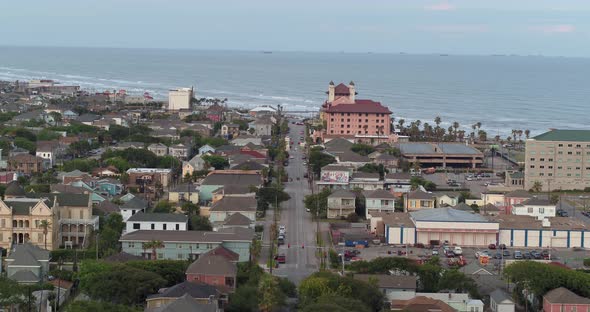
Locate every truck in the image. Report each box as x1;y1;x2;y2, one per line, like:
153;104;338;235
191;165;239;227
344;240;369;247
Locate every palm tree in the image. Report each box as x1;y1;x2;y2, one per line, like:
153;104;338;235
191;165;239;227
143;240;164;260
39;220;51;250
398;119;405;131
530;181;543;193
250;239;262;264
525;129;530;139
434;116;441;128
452;122;459;139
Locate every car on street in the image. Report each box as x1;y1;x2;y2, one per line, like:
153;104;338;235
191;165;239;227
503;250;510;257
306;208;311;212
498;244;507;249
493;252;502;259
523;251;532;259
531;250;542;259
453;246;463;255
279;225;286;231
432;249;439;255
514;250;523;259
275;254;286;263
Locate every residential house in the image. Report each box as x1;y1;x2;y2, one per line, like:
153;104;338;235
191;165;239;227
120;227;254;261
317;164;353;189
8;154;45;175
169;183;199;205
95;200;119;215
206;104;225;122
148;143;169;157
248;105;276;117
481;203;502;216
59;169;91;184
5;243;50;284
182;155;207;179
504;190;533;215
490;289;515;312
364;189;396;219
543;287;590;312
126;168;172;197
391;296;456;312
120;197;149;222
353;274;416;301
250;117;273;136
327;189;356;219
221;124;240;138
505;170;525;189
230;136;261;147
209;196;256;225
404;189;435;211
126;212;188;233
169;143;189;159
433;192;461;207
384;172;412;196
35;141;58;168
144;294;219;312
9;147;31;157
199;171;263;203
374;153;399;169
218;213;253;231
112;141;145;150
349;172;383;190
96;178;124;196
230;160;267;171
481;192;506;210
76;113;100;125
92;166;120;177
145;281;224;310
185;248;238;291
198;144;216;155
48;193;98;247
512;197;556;219
0;183;57;250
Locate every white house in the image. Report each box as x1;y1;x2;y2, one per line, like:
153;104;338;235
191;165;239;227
198;144;216;155
125;212;188;233
354;275;416;301
384;173;412;195
490;289;515;312
512;197;555;219
349;172;383;191
119;197;148;222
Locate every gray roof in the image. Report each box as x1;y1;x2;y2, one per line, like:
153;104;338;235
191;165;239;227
328;150;370;163
324;138;353;152
9;270;40;283
127;212;188;223
406;189;435;200
231;160;266;171
398;142;482;155
212;185;255;195
210;196;256;212
223;212;252;226
146;294;217;312
490;289;513;304
186;253;237;276
505;190;532;198
120;227;254;243
6;243;50;266
453;203;474;212
170;183;199;193
5;181;25;196
365;189;396;199
147;281;219;300
385;172;411;180
351;172;380;179
321;164;353;171
544;287;590;304
77;113;100;122
410;208;490;222
521;197;553;206
121;197;148;210
328;189;356;199
28;193;90;207
202;173;262;186
4;199;51;215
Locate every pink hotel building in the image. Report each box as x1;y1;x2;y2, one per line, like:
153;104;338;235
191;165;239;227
317;81;396;144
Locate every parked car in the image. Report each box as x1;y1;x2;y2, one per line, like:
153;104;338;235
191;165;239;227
432;249;439;256
278;235;285;245
541;250;551;259
453;246;463;255
475;250;489;259
523;251;532;259
445;249;455;258
514;250;523;259
503;250;511;257
414;243;425;248
498;244;507;249
488;243;497;249
531;250;542;259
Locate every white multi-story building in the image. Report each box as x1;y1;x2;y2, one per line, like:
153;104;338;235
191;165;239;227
125;212;188;233
168;87;193;111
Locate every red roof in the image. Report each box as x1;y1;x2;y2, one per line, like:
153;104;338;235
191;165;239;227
240;150;266;159
334;83;351;95
325;100;392;114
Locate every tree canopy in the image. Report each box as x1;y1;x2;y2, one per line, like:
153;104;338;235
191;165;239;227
304;188;331;218
308;149;336;177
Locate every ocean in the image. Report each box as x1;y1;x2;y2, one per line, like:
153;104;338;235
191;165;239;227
1;46;589;137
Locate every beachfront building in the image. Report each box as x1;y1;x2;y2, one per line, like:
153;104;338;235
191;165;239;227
525;129;590;191
397;142;484;169
316;81;395;144
168;87;193;111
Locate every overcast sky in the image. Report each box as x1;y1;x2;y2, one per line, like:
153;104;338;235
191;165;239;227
1;0;589;56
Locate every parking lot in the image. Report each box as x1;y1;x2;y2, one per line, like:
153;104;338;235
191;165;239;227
423;172;502;196
335;243;589;270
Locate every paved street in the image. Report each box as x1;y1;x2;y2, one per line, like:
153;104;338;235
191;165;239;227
271;121;319;284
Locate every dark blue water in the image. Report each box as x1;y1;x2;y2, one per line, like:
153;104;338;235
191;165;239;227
1;46;589;137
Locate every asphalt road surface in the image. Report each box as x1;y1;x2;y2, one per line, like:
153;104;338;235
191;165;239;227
272;122;319;284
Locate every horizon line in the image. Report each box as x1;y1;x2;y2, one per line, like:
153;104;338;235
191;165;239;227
0;44;587;60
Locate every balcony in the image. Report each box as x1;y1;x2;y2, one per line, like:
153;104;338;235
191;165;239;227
59;216;100;229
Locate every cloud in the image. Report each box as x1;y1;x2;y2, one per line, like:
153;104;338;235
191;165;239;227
424;2;455;11
419;24;488;34
528;24;576;34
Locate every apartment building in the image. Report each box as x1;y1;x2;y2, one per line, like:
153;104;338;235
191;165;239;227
525;130;590;191
168;87;193;111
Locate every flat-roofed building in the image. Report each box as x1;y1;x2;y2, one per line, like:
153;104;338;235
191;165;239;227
397;142;484;168
525;129;590;191
168;87;193;111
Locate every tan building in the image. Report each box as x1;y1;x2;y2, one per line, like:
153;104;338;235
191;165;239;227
168;87;193;111
525;129;590;191
327;189;356;219
0;183;58;250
